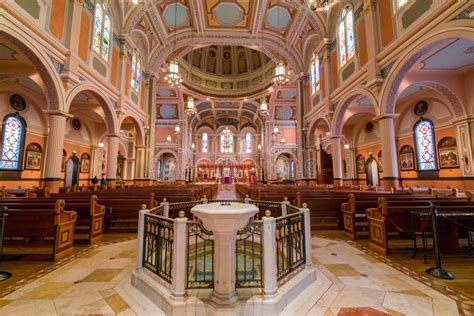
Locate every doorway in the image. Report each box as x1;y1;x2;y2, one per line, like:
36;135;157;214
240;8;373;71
65;155;79;187
366;158;379;186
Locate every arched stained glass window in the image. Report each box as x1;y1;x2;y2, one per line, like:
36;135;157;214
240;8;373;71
338;7;355;66
245;133;252;153
130;51;141;91
414;119;437;171
220;128;233;153
0;115;26;170
310;53;320;95
93;2;111;60
202;133;208;153
156;160;161;179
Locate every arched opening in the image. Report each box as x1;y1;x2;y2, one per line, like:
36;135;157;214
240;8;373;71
366;156;379;187
64;154;80;187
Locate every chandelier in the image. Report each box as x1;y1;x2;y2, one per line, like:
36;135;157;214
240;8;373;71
165;0;182;86
185;96;195;116
258;98;269;117
165;59;182;85
272;0;290;87
272;61;289;86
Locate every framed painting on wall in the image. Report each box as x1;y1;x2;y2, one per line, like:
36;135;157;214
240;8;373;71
399;145;415;171
80;153;90;173
438;137;459;169
24;143;42;170
356;155;365;174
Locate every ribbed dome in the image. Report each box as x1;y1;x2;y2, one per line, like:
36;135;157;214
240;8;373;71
182;46;271;76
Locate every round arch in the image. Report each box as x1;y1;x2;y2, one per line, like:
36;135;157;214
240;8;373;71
152;149;178;179
307;116;331;145
65;83;119;135
379;27;473;117
118;115;145;147
332;88;379;135
0;28;65;112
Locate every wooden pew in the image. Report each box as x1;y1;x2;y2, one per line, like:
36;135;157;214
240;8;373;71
365;197;474;255
1;195;105;244
2;200;77;261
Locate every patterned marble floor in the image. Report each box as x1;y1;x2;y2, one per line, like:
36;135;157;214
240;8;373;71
0;235;464;315
214;184;238;200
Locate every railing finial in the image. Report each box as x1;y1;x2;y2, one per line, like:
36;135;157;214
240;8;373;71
265;210;272;217
178;210;185;218
141;204;147;210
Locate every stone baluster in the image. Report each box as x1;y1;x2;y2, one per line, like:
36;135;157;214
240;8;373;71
160;198;169;217
136;205;150;271
300;203;313;268
171;211;188;299
262;210;278;299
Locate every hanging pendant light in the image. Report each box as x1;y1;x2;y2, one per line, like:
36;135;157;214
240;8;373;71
185;96;195;116
165;0;182;86
258;98;269;117
272;0;289;87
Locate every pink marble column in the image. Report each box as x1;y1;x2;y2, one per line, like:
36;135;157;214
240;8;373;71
331;136;344;188
106;135;119;183
43;111;69;191
377;115;400;191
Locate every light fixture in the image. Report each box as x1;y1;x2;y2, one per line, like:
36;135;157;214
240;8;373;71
191;143;196;151
344;144;350;149
165;59;182;86
273;126;280;134
185;96;195;116
174;124;181;134
165;0;182;86
257;144;262;151
259;98;269;117
280;137;286;144
132;0;138;4
98;142;104;148
272;60;289;86
272;0;289;87
166;135;172;142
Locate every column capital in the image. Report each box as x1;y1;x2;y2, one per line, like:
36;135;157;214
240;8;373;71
373;113;400;122
106;134;120;139
44;110;73;119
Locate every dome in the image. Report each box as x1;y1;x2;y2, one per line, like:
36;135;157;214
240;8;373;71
179;45;275;97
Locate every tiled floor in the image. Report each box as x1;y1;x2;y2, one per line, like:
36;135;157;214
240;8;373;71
0;235;465;315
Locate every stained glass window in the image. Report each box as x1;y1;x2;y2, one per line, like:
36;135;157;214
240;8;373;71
93;4;103;54
93;2;111;61
414;119;437;171
220;128;233;153
310;54;320;95
130;52;141;91
156;160;161;179
338;7;355;66
290;160;296;179
0;115;26;170
245;133;252;153
202;133;208;153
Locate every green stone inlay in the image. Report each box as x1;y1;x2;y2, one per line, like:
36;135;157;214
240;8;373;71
342;62;355;81
402;0;432;28
15;0;40;19
93;57;107;77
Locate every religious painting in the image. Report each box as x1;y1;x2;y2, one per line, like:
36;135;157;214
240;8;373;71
61;149;67;172
25;143;42;170
80;153;90;173
399;145;415;171
438;137;459;169
356;155;365;174
378;151;383;173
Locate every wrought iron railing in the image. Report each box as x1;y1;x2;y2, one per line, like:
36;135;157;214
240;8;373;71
186;220;214;289
275;212;306;281
250;200;284;217
236;220;263;288
168;200;202;218
142;213;174;283
150;205;165;216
